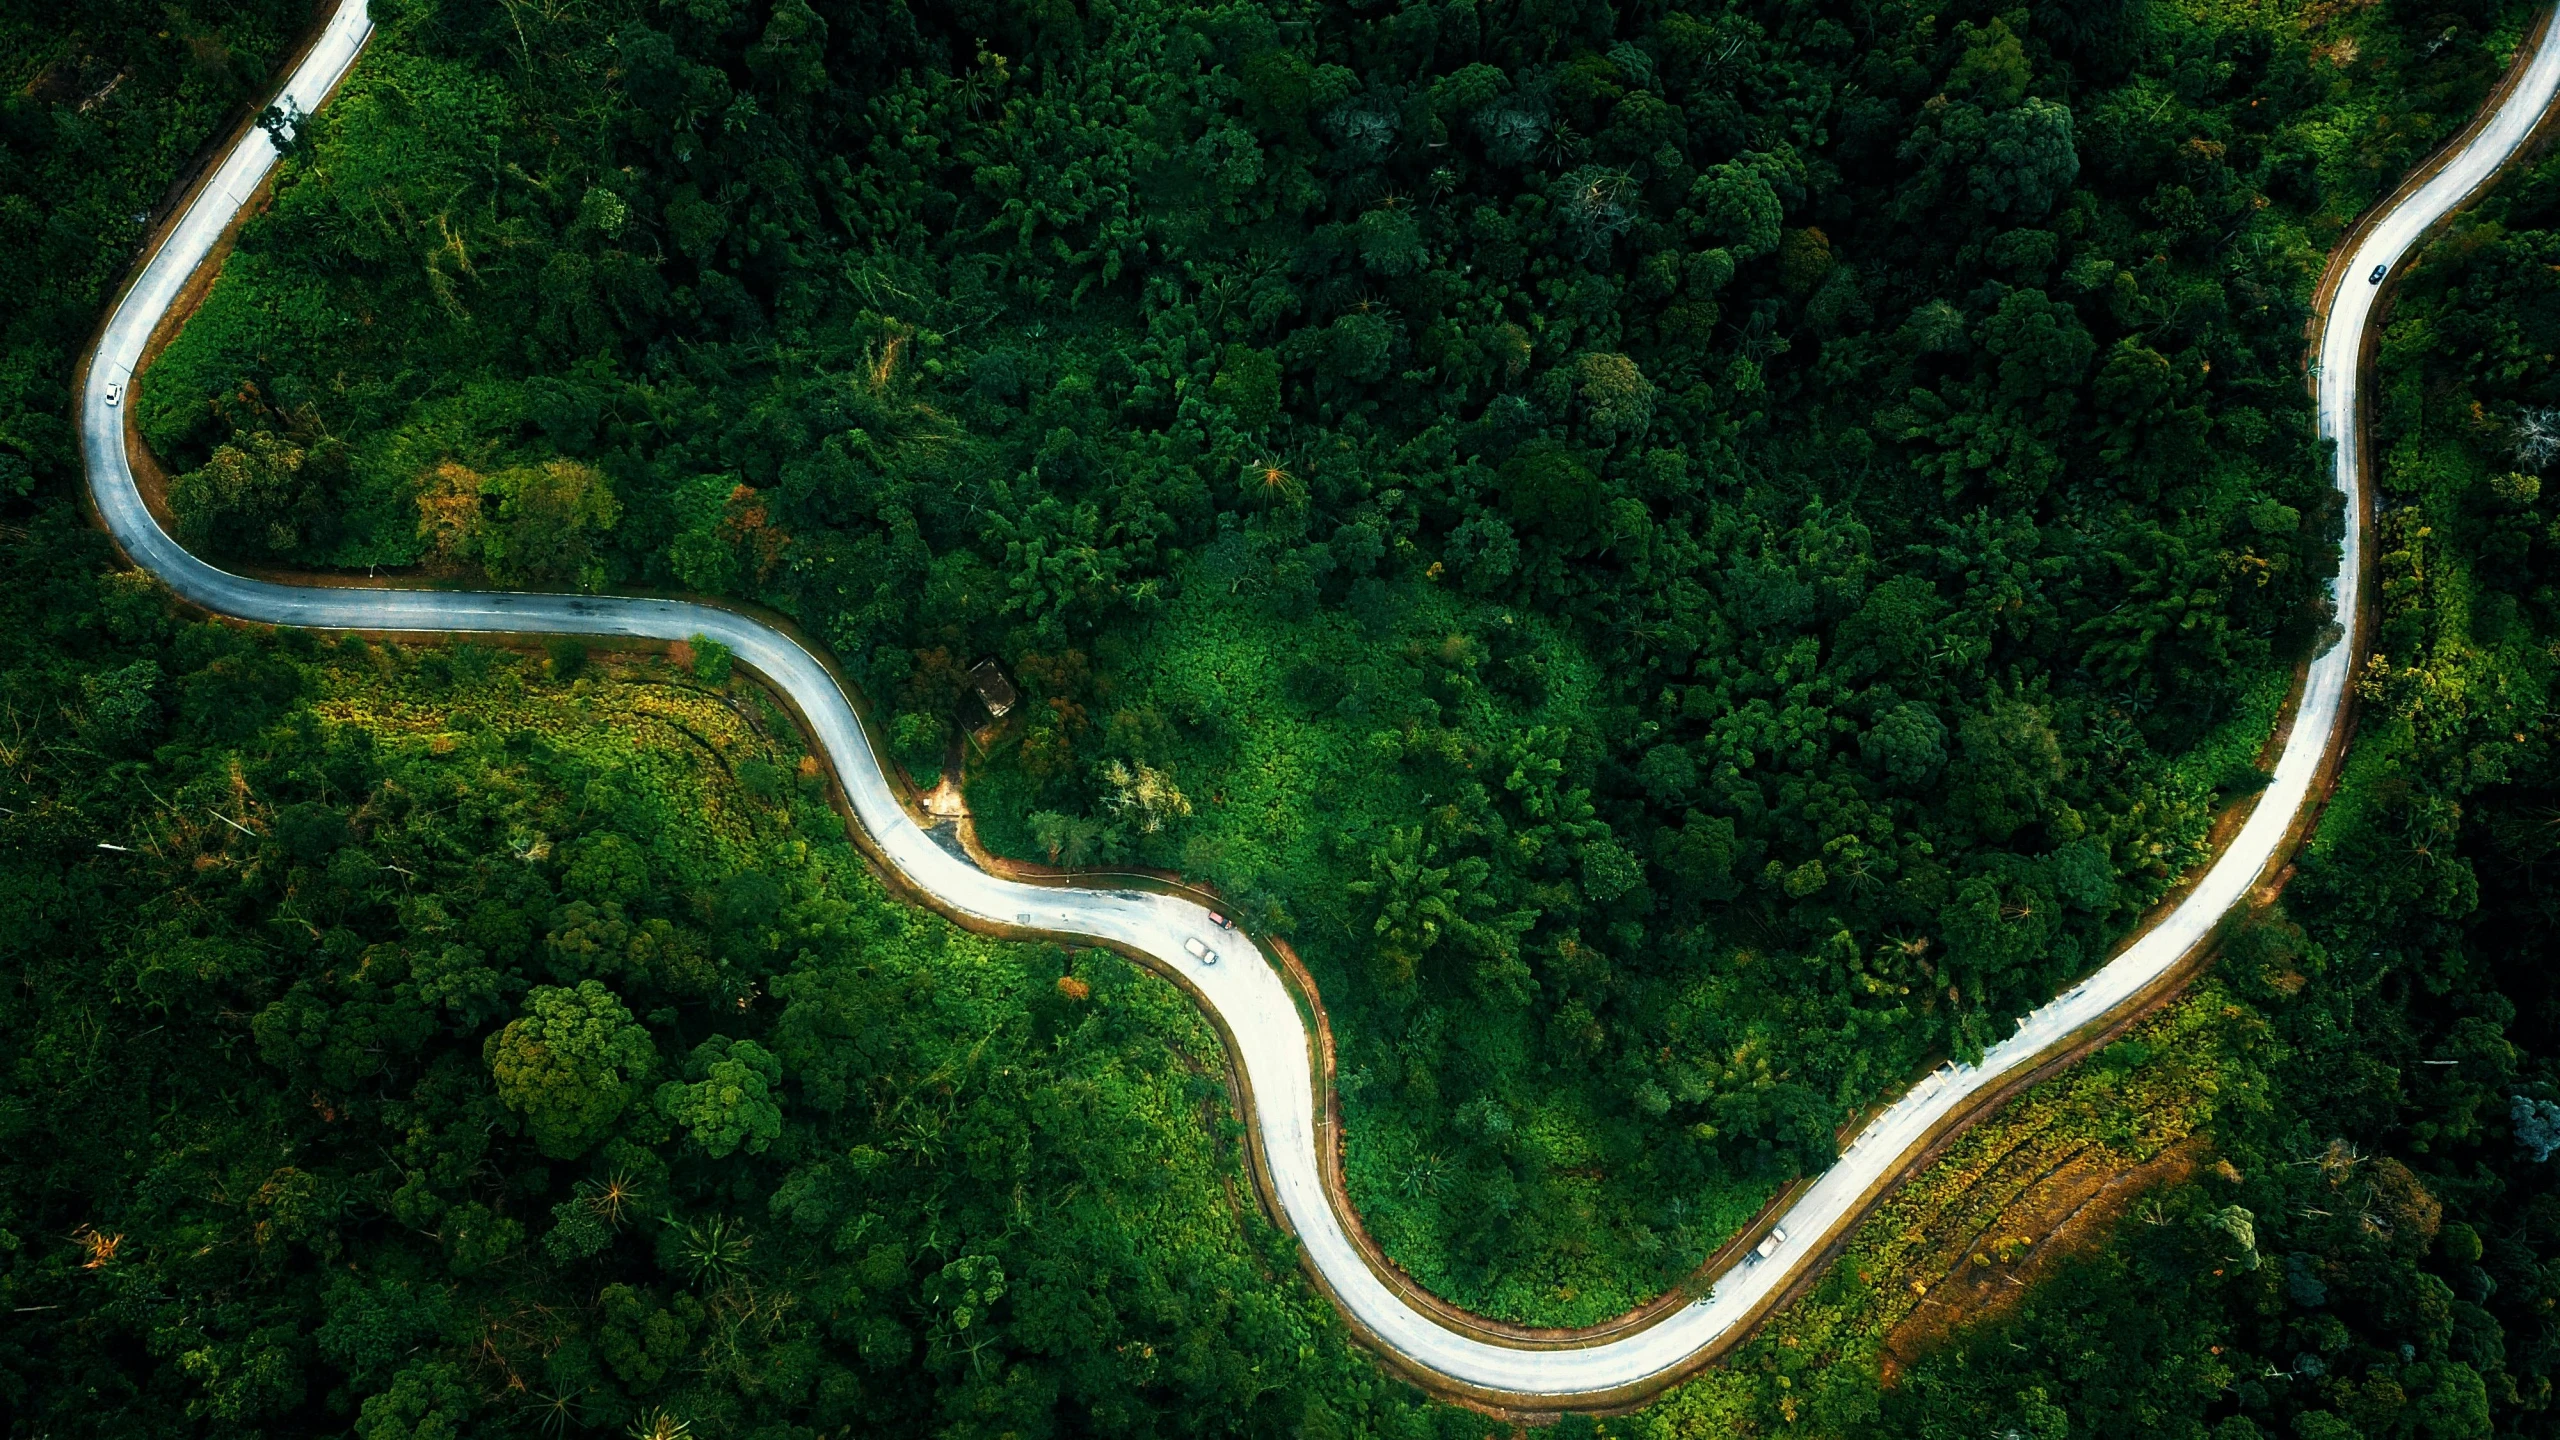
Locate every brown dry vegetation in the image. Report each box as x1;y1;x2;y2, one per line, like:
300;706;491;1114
1876;1140;2207;1385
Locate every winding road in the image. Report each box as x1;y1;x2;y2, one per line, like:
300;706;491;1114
78;1;2560;1409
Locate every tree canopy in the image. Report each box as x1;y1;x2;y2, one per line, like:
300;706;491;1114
12;0;2560;1431
118;0;2537;1323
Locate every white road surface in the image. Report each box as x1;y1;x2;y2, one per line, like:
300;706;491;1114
79;1;2560;1404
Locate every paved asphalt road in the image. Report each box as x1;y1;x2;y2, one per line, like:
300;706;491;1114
80;1;2560;1404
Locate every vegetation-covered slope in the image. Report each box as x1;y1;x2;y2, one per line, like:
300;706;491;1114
1;0;307;502
0;510;1453;1437
13;0;2560;1433
128;0;2535;1320
1803;130;2560;1440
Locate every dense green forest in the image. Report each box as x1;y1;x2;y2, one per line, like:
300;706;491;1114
11;0;2560;1434
1808;128;2560;1440
0;511;1470;1437
122;0;2538;1318
1;0;309;502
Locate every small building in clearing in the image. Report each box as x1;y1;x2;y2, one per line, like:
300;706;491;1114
968;658;1019;720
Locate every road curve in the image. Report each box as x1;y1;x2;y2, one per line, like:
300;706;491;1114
79;3;2560;1407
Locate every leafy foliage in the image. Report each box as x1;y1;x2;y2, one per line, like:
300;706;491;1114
1770;105;2560;1440
118;0;2530;1324
0;0;308;499
487;980;659;1159
0;514;1459;1436
12;0;2560;1431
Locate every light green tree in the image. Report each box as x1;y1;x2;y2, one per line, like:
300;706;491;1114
655;1036;785;1158
480;460;621;590
484;980;656;1159
354;1359;475;1440
1688;160;1781;258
